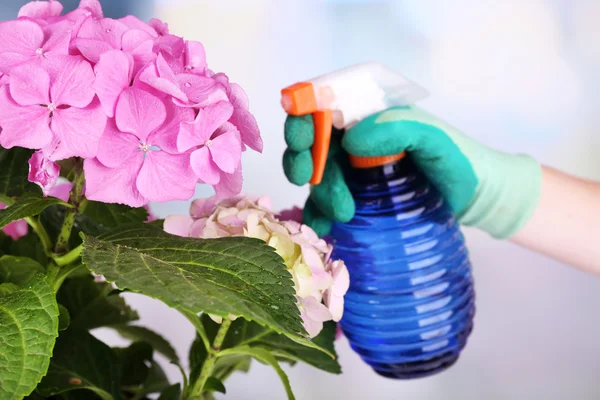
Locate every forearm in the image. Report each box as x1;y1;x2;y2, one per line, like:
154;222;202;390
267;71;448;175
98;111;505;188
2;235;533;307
511;166;600;275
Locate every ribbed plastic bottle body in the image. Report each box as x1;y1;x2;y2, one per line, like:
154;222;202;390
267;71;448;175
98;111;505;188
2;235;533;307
330;157;476;379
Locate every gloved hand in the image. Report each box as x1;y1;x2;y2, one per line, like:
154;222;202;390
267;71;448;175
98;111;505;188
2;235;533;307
283;106;542;238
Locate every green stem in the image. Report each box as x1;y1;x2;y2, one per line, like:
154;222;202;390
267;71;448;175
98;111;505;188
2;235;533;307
24;216;53;255
52;244;83;267
188;318;232;398
47;262;84;293
55;161;86;254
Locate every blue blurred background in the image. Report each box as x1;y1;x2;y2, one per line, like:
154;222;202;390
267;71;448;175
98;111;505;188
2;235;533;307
4;0;600;398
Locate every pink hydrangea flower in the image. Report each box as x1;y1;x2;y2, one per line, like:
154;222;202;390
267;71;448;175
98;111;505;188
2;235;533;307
177;102;241;185
18;0;64;19
0;55;106;160
84;87;196;207
0;19;70;74
0;0;261;207
163;194;349;338
28;151;61;196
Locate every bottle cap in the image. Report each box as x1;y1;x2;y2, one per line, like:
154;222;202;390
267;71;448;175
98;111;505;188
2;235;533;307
349;152;406;169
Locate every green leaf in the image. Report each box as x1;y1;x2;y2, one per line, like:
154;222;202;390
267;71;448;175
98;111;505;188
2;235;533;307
0;255;45;286
0;275;59;400
158;384;181;400
205;376;226;394
0;282;20;295
37;329;121;400
220;346;296;400
0;146;40;197
83;201;149;228
0;232;47;265
111;324;179;362
57;276;138;330
190;315;340;378
81;226;308;342
58;304;70;331
0;193;70;229
114;342;153;387
138;361;170;396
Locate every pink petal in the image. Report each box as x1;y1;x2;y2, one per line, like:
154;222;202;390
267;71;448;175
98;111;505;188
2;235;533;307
28;151;60;196
148;101;194;154
93;50;133;117
0;87;52;149
190;147;220;185
96;120;138;168
209;123;242;174
0;20;44;72
230;106;263;152
49;182;72;202
278;207;304;224
3;220;29;240
149;18;169;36
18;1;64;18
119;16;158;37
42;27;71;56
177;101;233;152
185;40;206;71
190;198;218;219
228;83;249;110
153;34;184;58
77;17;126;49
84;155;147;207
214;165;243;199
303;296;333;322
45;55;95;107
78;0;103;18
302;245;325;272
175;74;228;108
138;62;187;102
325;292;345;323
9;61;50;105
331;260;350;296
163;215;194;237
137;151;197;202
121;29;155;52
116;87;167;141
125;38;155;75
71;37;113;64
46;98;108;160
189;218;208;238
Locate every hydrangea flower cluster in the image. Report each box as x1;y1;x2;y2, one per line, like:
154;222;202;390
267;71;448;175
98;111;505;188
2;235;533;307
164;195;350;338
0;0;261;207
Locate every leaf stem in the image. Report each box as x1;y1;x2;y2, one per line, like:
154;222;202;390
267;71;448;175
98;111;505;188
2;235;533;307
24;216;53;256
188;318;232;398
52;244;83;267
182;311;211;352
55;160;86;254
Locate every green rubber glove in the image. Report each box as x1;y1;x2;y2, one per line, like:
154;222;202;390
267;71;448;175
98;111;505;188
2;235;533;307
283;106;542;239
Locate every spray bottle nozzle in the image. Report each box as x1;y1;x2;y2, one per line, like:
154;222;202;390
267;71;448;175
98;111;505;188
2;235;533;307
281;62;428;185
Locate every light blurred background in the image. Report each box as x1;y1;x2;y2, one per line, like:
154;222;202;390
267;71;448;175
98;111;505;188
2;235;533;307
4;0;600;399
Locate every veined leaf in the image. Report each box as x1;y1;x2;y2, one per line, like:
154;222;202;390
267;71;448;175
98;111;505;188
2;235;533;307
83;201;149;228
158;384;181;400
81;226;307;342
0;193;70;229
0;255;45;286
111;324;179;362
0;275;59;400
57;276;138;330
37;329;121;400
219;346;296;400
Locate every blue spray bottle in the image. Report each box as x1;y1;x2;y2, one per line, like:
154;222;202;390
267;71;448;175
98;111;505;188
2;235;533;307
281;63;475;379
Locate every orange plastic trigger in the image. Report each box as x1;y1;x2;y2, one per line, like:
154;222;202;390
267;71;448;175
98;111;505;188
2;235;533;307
310;110;333;185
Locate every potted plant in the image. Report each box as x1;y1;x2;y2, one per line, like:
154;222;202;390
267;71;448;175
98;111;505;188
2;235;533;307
0;1;348;399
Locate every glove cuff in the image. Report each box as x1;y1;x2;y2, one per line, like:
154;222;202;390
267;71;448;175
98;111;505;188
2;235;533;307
458;150;542;239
